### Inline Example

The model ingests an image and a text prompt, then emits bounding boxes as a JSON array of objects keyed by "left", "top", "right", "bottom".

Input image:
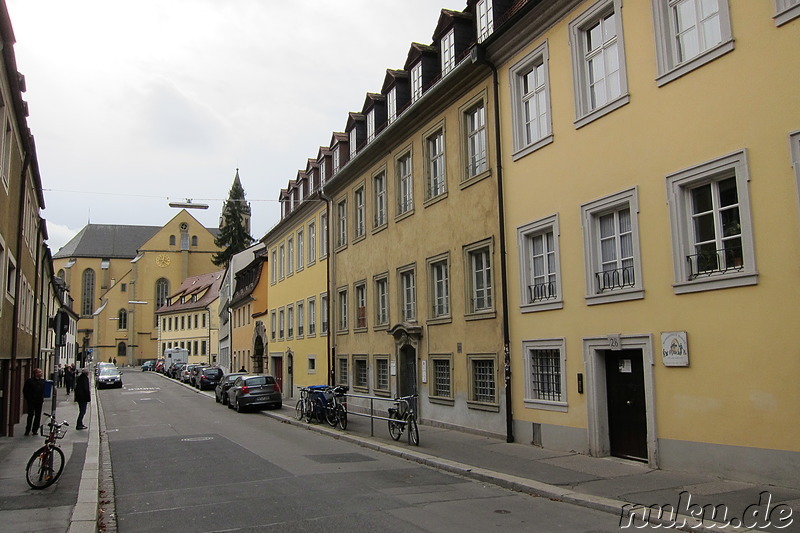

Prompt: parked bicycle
[
  {"left": 26, "top": 412, "right": 69, "bottom": 489},
  {"left": 388, "top": 395, "right": 419, "bottom": 445},
  {"left": 324, "top": 385, "right": 348, "bottom": 430},
  {"left": 295, "top": 386, "right": 314, "bottom": 422}
]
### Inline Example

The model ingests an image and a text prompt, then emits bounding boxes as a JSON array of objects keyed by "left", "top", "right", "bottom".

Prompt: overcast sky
[{"left": 6, "top": 0, "right": 461, "bottom": 253}]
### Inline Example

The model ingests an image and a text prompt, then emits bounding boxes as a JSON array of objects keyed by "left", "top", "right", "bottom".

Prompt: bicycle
[
  {"left": 324, "top": 385, "right": 349, "bottom": 430},
  {"left": 295, "top": 387, "right": 314, "bottom": 422},
  {"left": 26, "top": 412, "right": 69, "bottom": 489},
  {"left": 387, "top": 395, "right": 419, "bottom": 445}
]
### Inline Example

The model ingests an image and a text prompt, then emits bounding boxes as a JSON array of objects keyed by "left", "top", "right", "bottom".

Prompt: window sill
[
  {"left": 524, "top": 399, "right": 568, "bottom": 412},
  {"left": 373, "top": 324, "right": 389, "bottom": 332},
  {"left": 512, "top": 134, "right": 554, "bottom": 162},
  {"left": 353, "top": 326, "right": 368, "bottom": 334},
  {"left": 372, "top": 222, "right": 388, "bottom": 236},
  {"left": 460, "top": 168, "right": 492, "bottom": 190},
  {"left": 295, "top": 266, "right": 304, "bottom": 274},
  {"left": 394, "top": 209, "right": 415, "bottom": 223},
  {"left": 373, "top": 390, "right": 391, "bottom": 398},
  {"left": 656, "top": 40, "right": 734, "bottom": 87},
  {"left": 585, "top": 287, "right": 644, "bottom": 306},
  {"left": 352, "top": 234, "right": 366, "bottom": 245},
  {"left": 574, "top": 94, "right": 629, "bottom": 130},
  {"left": 423, "top": 191, "right": 448, "bottom": 208},
  {"left": 673, "top": 271, "right": 758, "bottom": 295},
  {"left": 775, "top": 4, "right": 800, "bottom": 26},
  {"left": 334, "top": 243, "right": 348, "bottom": 254},
  {"left": 465, "top": 310, "right": 496, "bottom": 321},
  {"left": 467, "top": 400, "right": 500, "bottom": 413},
  {"left": 306, "top": 333, "right": 316, "bottom": 338},
  {"left": 307, "top": 259, "right": 316, "bottom": 268},
  {"left": 429, "top": 396, "right": 454, "bottom": 406},
  {"left": 335, "top": 330, "right": 349, "bottom": 336},
  {"left": 426, "top": 316, "right": 452, "bottom": 326},
  {"left": 352, "top": 386, "right": 369, "bottom": 394},
  {"left": 520, "top": 300, "right": 563, "bottom": 313}
]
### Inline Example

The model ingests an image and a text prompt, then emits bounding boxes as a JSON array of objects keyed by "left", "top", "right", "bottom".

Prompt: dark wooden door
[
  {"left": 273, "top": 357, "right": 283, "bottom": 396},
  {"left": 605, "top": 350, "right": 647, "bottom": 461}
]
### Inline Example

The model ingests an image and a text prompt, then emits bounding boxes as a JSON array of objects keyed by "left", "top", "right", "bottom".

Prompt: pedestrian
[
  {"left": 74, "top": 368, "right": 90, "bottom": 430},
  {"left": 23, "top": 368, "right": 45, "bottom": 436},
  {"left": 239, "top": 366, "right": 247, "bottom": 373},
  {"left": 57, "top": 364, "right": 64, "bottom": 387},
  {"left": 64, "top": 365, "right": 75, "bottom": 395}
]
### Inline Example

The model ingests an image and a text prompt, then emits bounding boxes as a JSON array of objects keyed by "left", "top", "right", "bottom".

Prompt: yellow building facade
[
  {"left": 229, "top": 247, "right": 269, "bottom": 375},
  {"left": 490, "top": 0, "right": 800, "bottom": 486}
]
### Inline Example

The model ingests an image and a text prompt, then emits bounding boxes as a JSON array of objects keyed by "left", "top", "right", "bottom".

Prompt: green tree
[{"left": 213, "top": 170, "right": 253, "bottom": 266}]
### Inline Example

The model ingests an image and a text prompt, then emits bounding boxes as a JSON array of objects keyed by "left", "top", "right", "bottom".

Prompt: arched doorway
[
  {"left": 253, "top": 337, "right": 265, "bottom": 374},
  {"left": 398, "top": 344, "right": 417, "bottom": 397}
]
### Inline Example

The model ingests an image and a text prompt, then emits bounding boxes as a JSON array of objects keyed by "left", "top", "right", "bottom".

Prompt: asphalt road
[{"left": 100, "top": 370, "right": 622, "bottom": 532}]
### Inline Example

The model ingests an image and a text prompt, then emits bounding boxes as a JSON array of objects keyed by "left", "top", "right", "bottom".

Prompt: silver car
[
  {"left": 96, "top": 367, "right": 123, "bottom": 388},
  {"left": 226, "top": 375, "right": 281, "bottom": 412}
]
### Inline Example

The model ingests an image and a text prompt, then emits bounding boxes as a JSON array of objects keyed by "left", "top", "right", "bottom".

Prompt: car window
[
  {"left": 246, "top": 376, "right": 268, "bottom": 386},
  {"left": 99, "top": 369, "right": 118, "bottom": 376}
]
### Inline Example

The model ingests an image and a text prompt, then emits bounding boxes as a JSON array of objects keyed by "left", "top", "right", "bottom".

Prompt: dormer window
[
  {"left": 321, "top": 159, "right": 327, "bottom": 183},
  {"left": 349, "top": 129, "right": 357, "bottom": 159},
  {"left": 367, "top": 110, "right": 375, "bottom": 143},
  {"left": 387, "top": 88, "right": 397, "bottom": 124},
  {"left": 411, "top": 63, "right": 423, "bottom": 102},
  {"left": 333, "top": 147, "right": 341, "bottom": 174},
  {"left": 441, "top": 29, "right": 455, "bottom": 75},
  {"left": 477, "top": 0, "right": 494, "bottom": 43}
]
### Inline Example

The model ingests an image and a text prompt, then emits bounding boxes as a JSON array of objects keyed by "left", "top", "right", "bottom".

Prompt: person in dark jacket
[
  {"left": 23, "top": 368, "right": 45, "bottom": 436},
  {"left": 64, "top": 365, "right": 75, "bottom": 395},
  {"left": 74, "top": 368, "right": 91, "bottom": 430}
]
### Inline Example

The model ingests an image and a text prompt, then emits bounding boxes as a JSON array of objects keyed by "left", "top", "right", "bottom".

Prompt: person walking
[
  {"left": 64, "top": 365, "right": 75, "bottom": 395},
  {"left": 23, "top": 368, "right": 45, "bottom": 436},
  {"left": 57, "top": 365, "right": 64, "bottom": 387},
  {"left": 74, "top": 368, "right": 90, "bottom": 430}
]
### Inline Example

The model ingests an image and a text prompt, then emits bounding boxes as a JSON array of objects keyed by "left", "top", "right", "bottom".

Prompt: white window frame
[
  {"left": 308, "top": 221, "right": 316, "bottom": 266},
  {"left": 320, "top": 212, "right": 328, "bottom": 259},
  {"left": 568, "top": 0, "right": 630, "bottom": 128},
  {"left": 651, "top": 0, "right": 734, "bottom": 86},
  {"left": 373, "top": 170, "right": 387, "bottom": 229},
  {"left": 367, "top": 109, "right": 376, "bottom": 143},
  {"left": 509, "top": 41, "right": 554, "bottom": 159},
  {"left": 462, "top": 100, "right": 488, "bottom": 181},
  {"left": 1, "top": 114, "right": 12, "bottom": 193},
  {"left": 425, "top": 125, "right": 447, "bottom": 202},
  {"left": 775, "top": 0, "right": 800, "bottom": 25},
  {"left": 321, "top": 292, "right": 329, "bottom": 335},
  {"left": 337, "top": 356, "right": 349, "bottom": 386},
  {"left": 374, "top": 274, "right": 389, "bottom": 328},
  {"left": 349, "top": 128, "right": 357, "bottom": 159},
  {"left": 427, "top": 253, "right": 451, "bottom": 322},
  {"left": 518, "top": 214, "right": 563, "bottom": 312},
  {"left": 0, "top": 235, "right": 6, "bottom": 312},
  {"left": 296, "top": 300, "right": 305, "bottom": 338},
  {"left": 464, "top": 240, "right": 494, "bottom": 317},
  {"left": 278, "top": 307, "right": 285, "bottom": 340},
  {"left": 476, "top": 0, "right": 494, "bottom": 43},
  {"left": 287, "top": 304, "right": 294, "bottom": 339},
  {"left": 411, "top": 63, "right": 423, "bottom": 103},
  {"left": 398, "top": 265, "right": 417, "bottom": 322},
  {"left": 336, "top": 198, "right": 348, "bottom": 249},
  {"left": 522, "top": 338, "right": 568, "bottom": 412},
  {"left": 580, "top": 187, "right": 644, "bottom": 304},
  {"left": 353, "top": 355, "right": 369, "bottom": 391},
  {"left": 297, "top": 229, "right": 304, "bottom": 271},
  {"left": 278, "top": 244, "right": 285, "bottom": 280},
  {"left": 441, "top": 28, "right": 456, "bottom": 76},
  {"left": 396, "top": 150, "right": 414, "bottom": 217},
  {"left": 333, "top": 148, "right": 340, "bottom": 174},
  {"left": 270, "top": 249, "right": 277, "bottom": 284},
  {"left": 374, "top": 355, "right": 390, "bottom": 392},
  {"left": 287, "top": 237, "right": 294, "bottom": 275},
  {"left": 270, "top": 310, "right": 277, "bottom": 341},
  {"left": 387, "top": 87, "right": 398, "bottom": 124},
  {"left": 320, "top": 159, "right": 327, "bottom": 184},
  {"left": 354, "top": 185, "right": 365, "bottom": 240},
  {"left": 337, "top": 287, "right": 348, "bottom": 332},
  {"left": 665, "top": 149, "right": 757, "bottom": 294},
  {"left": 354, "top": 281, "right": 367, "bottom": 330},
  {"left": 307, "top": 296, "right": 316, "bottom": 337}
]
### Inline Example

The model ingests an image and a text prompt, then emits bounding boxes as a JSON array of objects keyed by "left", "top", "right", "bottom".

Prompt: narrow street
[{"left": 100, "top": 370, "right": 621, "bottom": 532}]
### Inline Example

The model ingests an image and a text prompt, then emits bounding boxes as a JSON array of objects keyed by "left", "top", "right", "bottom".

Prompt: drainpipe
[
  {"left": 318, "top": 189, "right": 333, "bottom": 386},
  {"left": 473, "top": 47, "right": 514, "bottom": 443}
]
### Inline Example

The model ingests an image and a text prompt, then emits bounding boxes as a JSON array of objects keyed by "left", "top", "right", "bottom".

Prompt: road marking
[{"left": 181, "top": 436, "right": 214, "bottom": 442}]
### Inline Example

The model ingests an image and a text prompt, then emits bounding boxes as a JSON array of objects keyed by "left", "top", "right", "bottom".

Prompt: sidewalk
[{"left": 0, "top": 384, "right": 100, "bottom": 533}]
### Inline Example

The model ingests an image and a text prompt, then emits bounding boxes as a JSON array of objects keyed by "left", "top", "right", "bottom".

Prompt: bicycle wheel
[
  {"left": 325, "top": 403, "right": 338, "bottom": 427},
  {"left": 408, "top": 417, "right": 419, "bottom": 446},
  {"left": 388, "top": 412, "right": 403, "bottom": 441},
  {"left": 26, "top": 445, "right": 65, "bottom": 489},
  {"left": 295, "top": 399, "right": 305, "bottom": 421},
  {"left": 336, "top": 404, "right": 348, "bottom": 431}
]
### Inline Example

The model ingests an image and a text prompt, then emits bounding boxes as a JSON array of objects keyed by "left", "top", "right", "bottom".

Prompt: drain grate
[{"left": 305, "top": 453, "right": 376, "bottom": 464}]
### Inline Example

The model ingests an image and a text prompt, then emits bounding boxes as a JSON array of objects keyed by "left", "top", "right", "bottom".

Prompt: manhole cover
[
  {"left": 181, "top": 436, "right": 214, "bottom": 442},
  {"left": 305, "top": 453, "right": 376, "bottom": 464},
  {"left": 494, "top": 510, "right": 511, "bottom": 514}
]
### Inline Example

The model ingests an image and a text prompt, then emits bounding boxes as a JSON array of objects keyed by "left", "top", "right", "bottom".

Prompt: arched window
[
  {"left": 155, "top": 278, "right": 170, "bottom": 308},
  {"left": 169, "top": 235, "right": 176, "bottom": 246},
  {"left": 81, "top": 268, "right": 95, "bottom": 316},
  {"left": 117, "top": 342, "right": 127, "bottom": 357},
  {"left": 118, "top": 309, "right": 128, "bottom": 329},
  {"left": 191, "top": 235, "right": 198, "bottom": 246}
]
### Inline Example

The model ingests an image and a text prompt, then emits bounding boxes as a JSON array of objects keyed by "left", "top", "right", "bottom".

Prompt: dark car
[
  {"left": 197, "top": 367, "right": 223, "bottom": 391},
  {"left": 141, "top": 360, "right": 155, "bottom": 371},
  {"left": 191, "top": 365, "right": 210, "bottom": 388},
  {"left": 169, "top": 362, "right": 186, "bottom": 379},
  {"left": 226, "top": 375, "right": 281, "bottom": 412},
  {"left": 215, "top": 372, "right": 246, "bottom": 405},
  {"left": 96, "top": 367, "right": 123, "bottom": 388},
  {"left": 182, "top": 364, "right": 202, "bottom": 384}
]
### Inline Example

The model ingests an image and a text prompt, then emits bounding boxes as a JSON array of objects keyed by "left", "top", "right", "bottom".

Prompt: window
[
  {"left": 202, "top": 340, "right": 207, "bottom": 356},
  {"left": 354, "top": 186, "right": 365, "bottom": 239},
  {"left": 791, "top": 131, "right": 800, "bottom": 214},
  {"left": 426, "top": 128, "right": 446, "bottom": 200},
  {"left": 297, "top": 229, "right": 304, "bottom": 270},
  {"left": 271, "top": 249, "right": 277, "bottom": 283},
  {"left": 581, "top": 188, "right": 643, "bottom": 304},
  {"left": 367, "top": 110, "right": 375, "bottom": 143},
  {"left": 191, "top": 236, "right": 198, "bottom": 246},
  {"left": 321, "top": 293, "right": 329, "bottom": 334},
  {"left": 397, "top": 152, "right": 413, "bottom": 215},
  {"left": 430, "top": 355, "right": 453, "bottom": 399},
  {"left": 169, "top": 235, "right": 176, "bottom": 246},
  {"left": 202, "top": 313, "right": 206, "bottom": 328},
  {"left": 428, "top": 254, "right": 450, "bottom": 320},
  {"left": 0, "top": 239, "right": 5, "bottom": 311},
  {"left": 308, "top": 356, "right": 316, "bottom": 373},
  {"left": 665, "top": 150, "right": 757, "bottom": 294},
  {"left": 523, "top": 339, "right": 567, "bottom": 411},
  {"left": 278, "top": 308, "right": 285, "bottom": 339},
  {"left": 354, "top": 356, "right": 368, "bottom": 389},
  {"left": 775, "top": 0, "right": 800, "bottom": 25},
  {"left": 279, "top": 244, "right": 285, "bottom": 279},
  {"left": 320, "top": 212, "right": 328, "bottom": 258},
  {"left": 510, "top": 42, "right": 553, "bottom": 158},
  {"left": 373, "top": 171, "right": 387, "bottom": 228},
  {"left": 297, "top": 301, "right": 304, "bottom": 337},
  {"left": 374, "top": 356, "right": 389, "bottom": 392},
  {"left": 349, "top": 128, "right": 357, "bottom": 159},
  {"left": 333, "top": 147, "right": 341, "bottom": 174},
  {"left": 469, "top": 355, "right": 497, "bottom": 405},
  {"left": 337, "top": 287, "right": 348, "bottom": 331},
  {"left": 336, "top": 199, "right": 348, "bottom": 248},
  {"left": 117, "top": 342, "right": 127, "bottom": 358},
  {"left": 270, "top": 311, "right": 277, "bottom": 341},
  {"left": 308, "top": 297, "right": 316, "bottom": 336},
  {"left": 81, "top": 269, "right": 95, "bottom": 316},
  {"left": 464, "top": 102, "right": 487, "bottom": 179},
  {"left": 569, "top": 0, "right": 629, "bottom": 127},
  {"left": 651, "top": 0, "right": 733, "bottom": 85},
  {"left": 354, "top": 282, "right": 367, "bottom": 329},
  {"left": 411, "top": 63, "right": 423, "bottom": 102},
  {"left": 374, "top": 275, "right": 389, "bottom": 327},
  {"left": 441, "top": 29, "right": 455, "bottom": 76},
  {"left": 465, "top": 242, "right": 493, "bottom": 314},
  {"left": 287, "top": 305, "right": 294, "bottom": 338},
  {"left": 518, "top": 214, "right": 563, "bottom": 311},
  {"left": 308, "top": 221, "right": 316, "bottom": 264},
  {"left": 1, "top": 114, "right": 12, "bottom": 191},
  {"left": 387, "top": 87, "right": 397, "bottom": 124},
  {"left": 320, "top": 160, "right": 327, "bottom": 184},
  {"left": 337, "top": 357, "right": 349, "bottom": 385},
  {"left": 399, "top": 267, "right": 416, "bottom": 322},
  {"left": 287, "top": 237, "right": 294, "bottom": 275},
  {"left": 476, "top": 0, "right": 494, "bottom": 42},
  {"left": 118, "top": 309, "right": 127, "bottom": 329}
]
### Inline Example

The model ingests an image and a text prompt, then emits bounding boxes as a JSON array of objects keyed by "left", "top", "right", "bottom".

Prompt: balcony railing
[
  {"left": 529, "top": 281, "right": 557, "bottom": 303},
  {"left": 595, "top": 266, "right": 635, "bottom": 292},
  {"left": 687, "top": 246, "right": 743, "bottom": 279}
]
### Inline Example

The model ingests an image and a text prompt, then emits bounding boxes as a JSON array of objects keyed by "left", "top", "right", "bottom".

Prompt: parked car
[
  {"left": 169, "top": 362, "right": 186, "bottom": 379},
  {"left": 96, "top": 367, "right": 123, "bottom": 388},
  {"left": 215, "top": 372, "right": 246, "bottom": 404},
  {"left": 190, "top": 364, "right": 210, "bottom": 388},
  {"left": 197, "top": 367, "right": 223, "bottom": 390},
  {"left": 95, "top": 362, "right": 115, "bottom": 376},
  {"left": 141, "top": 360, "right": 155, "bottom": 371},
  {"left": 155, "top": 359, "right": 165, "bottom": 373},
  {"left": 226, "top": 375, "right": 281, "bottom": 412},
  {"left": 182, "top": 364, "right": 203, "bottom": 383}
]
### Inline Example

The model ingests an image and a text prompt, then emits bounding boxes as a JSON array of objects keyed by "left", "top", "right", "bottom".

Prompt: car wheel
[
  {"left": 227, "top": 396, "right": 234, "bottom": 409},
  {"left": 235, "top": 399, "right": 243, "bottom": 413}
]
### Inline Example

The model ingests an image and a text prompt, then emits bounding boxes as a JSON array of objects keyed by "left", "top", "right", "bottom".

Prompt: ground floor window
[{"left": 469, "top": 355, "right": 497, "bottom": 405}]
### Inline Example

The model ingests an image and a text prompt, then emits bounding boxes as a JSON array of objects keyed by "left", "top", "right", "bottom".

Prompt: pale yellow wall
[
  {"left": 501, "top": 0, "right": 800, "bottom": 451},
  {"left": 158, "top": 305, "right": 216, "bottom": 365}
]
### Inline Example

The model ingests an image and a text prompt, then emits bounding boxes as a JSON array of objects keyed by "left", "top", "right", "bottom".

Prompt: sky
[{"left": 6, "top": 0, "right": 462, "bottom": 253}]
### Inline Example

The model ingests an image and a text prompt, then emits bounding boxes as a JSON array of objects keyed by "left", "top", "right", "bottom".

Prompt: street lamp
[{"left": 169, "top": 199, "right": 209, "bottom": 209}]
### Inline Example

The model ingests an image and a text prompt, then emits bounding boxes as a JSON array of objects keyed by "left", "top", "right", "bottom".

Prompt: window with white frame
[
  {"left": 287, "top": 237, "right": 294, "bottom": 275},
  {"left": 278, "top": 308, "right": 285, "bottom": 339},
  {"left": 333, "top": 148, "right": 341, "bottom": 174},
  {"left": 465, "top": 241, "right": 493, "bottom": 314},
  {"left": 297, "top": 301, "right": 304, "bottom": 337},
  {"left": 411, "top": 63, "right": 423, "bottom": 102},
  {"left": 337, "top": 287, "right": 348, "bottom": 331},
  {"left": 367, "top": 110, "right": 375, "bottom": 143},
  {"left": 1, "top": 114, "right": 12, "bottom": 191},
  {"left": 374, "top": 275, "right": 389, "bottom": 327},
  {"left": 320, "top": 159, "right": 327, "bottom": 184},
  {"left": 581, "top": 188, "right": 643, "bottom": 304},
  {"left": 523, "top": 339, "right": 567, "bottom": 411},
  {"left": 308, "top": 355, "right": 316, "bottom": 373},
  {"left": 287, "top": 304, "right": 294, "bottom": 338},
  {"left": 476, "top": 0, "right": 494, "bottom": 43},
  {"left": 430, "top": 356, "right": 452, "bottom": 399},
  {"left": 308, "top": 297, "right": 316, "bottom": 336},
  {"left": 397, "top": 152, "right": 414, "bottom": 215},
  {"left": 297, "top": 229, "right": 304, "bottom": 270},
  {"left": 387, "top": 87, "right": 397, "bottom": 124},
  {"left": 399, "top": 266, "right": 416, "bottom": 322},
  {"left": 651, "top": 0, "right": 733, "bottom": 85},
  {"left": 308, "top": 221, "right": 316, "bottom": 264},
  {"left": 464, "top": 102, "right": 487, "bottom": 179},
  {"left": 271, "top": 249, "right": 277, "bottom": 283},
  {"left": 441, "top": 29, "right": 455, "bottom": 76},
  {"left": 373, "top": 171, "right": 387, "bottom": 228},
  {"left": 354, "top": 356, "right": 368, "bottom": 389},
  {"left": 278, "top": 244, "right": 285, "bottom": 279},
  {"left": 469, "top": 355, "right": 497, "bottom": 405},
  {"left": 320, "top": 212, "right": 328, "bottom": 258},
  {"left": 665, "top": 150, "right": 757, "bottom": 294},
  {"left": 349, "top": 128, "right": 357, "bottom": 159},
  {"left": 428, "top": 254, "right": 450, "bottom": 319},
  {"left": 321, "top": 293, "right": 329, "bottom": 334},
  {"left": 270, "top": 310, "right": 276, "bottom": 341},
  {"left": 354, "top": 282, "right": 367, "bottom": 329},
  {"left": 374, "top": 356, "right": 390, "bottom": 392},
  {"left": 337, "top": 356, "right": 349, "bottom": 385},
  {"left": 118, "top": 309, "right": 127, "bottom": 330},
  {"left": 569, "top": 0, "right": 629, "bottom": 127},
  {"left": 518, "top": 214, "right": 563, "bottom": 311},
  {"left": 510, "top": 42, "right": 553, "bottom": 158},
  {"left": 336, "top": 199, "right": 347, "bottom": 248},
  {"left": 426, "top": 128, "right": 446, "bottom": 200},
  {"left": 354, "top": 186, "right": 365, "bottom": 239},
  {"left": 775, "top": 0, "right": 800, "bottom": 25}
]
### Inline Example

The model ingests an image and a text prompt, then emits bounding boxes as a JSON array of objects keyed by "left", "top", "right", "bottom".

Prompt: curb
[{"left": 68, "top": 379, "right": 100, "bottom": 533}]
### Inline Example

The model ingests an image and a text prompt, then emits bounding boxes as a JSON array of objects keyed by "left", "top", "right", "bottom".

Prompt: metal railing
[
  {"left": 687, "top": 246, "right": 744, "bottom": 279},
  {"left": 595, "top": 266, "right": 636, "bottom": 292},
  {"left": 344, "top": 392, "right": 416, "bottom": 440}
]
